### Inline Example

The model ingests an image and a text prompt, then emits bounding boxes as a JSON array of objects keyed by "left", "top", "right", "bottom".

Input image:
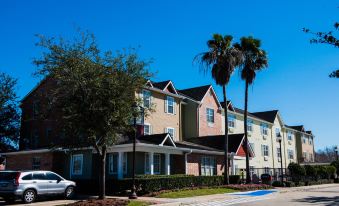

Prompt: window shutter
[
  {"left": 261, "top": 145, "right": 264, "bottom": 157},
  {"left": 150, "top": 125, "right": 153, "bottom": 135},
  {"left": 173, "top": 128, "right": 176, "bottom": 140},
  {"left": 174, "top": 99, "right": 176, "bottom": 114},
  {"left": 165, "top": 97, "right": 168, "bottom": 113}
]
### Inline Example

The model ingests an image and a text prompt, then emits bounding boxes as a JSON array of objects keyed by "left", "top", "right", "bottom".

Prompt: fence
[{"left": 235, "top": 167, "right": 290, "bottom": 183}]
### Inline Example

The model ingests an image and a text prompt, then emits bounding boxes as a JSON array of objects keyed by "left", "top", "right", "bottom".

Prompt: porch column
[
  {"left": 150, "top": 152, "right": 154, "bottom": 175},
  {"left": 117, "top": 152, "right": 123, "bottom": 179},
  {"left": 165, "top": 153, "right": 170, "bottom": 175}
]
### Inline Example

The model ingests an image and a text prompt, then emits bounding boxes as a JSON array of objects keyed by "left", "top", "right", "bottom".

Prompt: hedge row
[
  {"left": 288, "top": 163, "right": 337, "bottom": 181},
  {"left": 75, "top": 175, "right": 240, "bottom": 195}
]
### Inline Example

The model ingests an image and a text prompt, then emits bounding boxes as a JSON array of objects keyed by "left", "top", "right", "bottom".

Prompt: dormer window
[{"left": 228, "top": 115, "right": 236, "bottom": 128}]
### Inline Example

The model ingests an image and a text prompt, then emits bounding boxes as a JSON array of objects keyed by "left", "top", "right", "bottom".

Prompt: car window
[
  {"left": 22, "top": 173, "right": 32, "bottom": 180},
  {"left": 0, "top": 172, "right": 19, "bottom": 180},
  {"left": 46, "top": 172, "right": 61, "bottom": 180},
  {"left": 32, "top": 173, "right": 46, "bottom": 180}
]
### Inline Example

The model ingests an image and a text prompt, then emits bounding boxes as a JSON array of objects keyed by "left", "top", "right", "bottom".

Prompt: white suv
[{"left": 0, "top": 170, "right": 76, "bottom": 203}]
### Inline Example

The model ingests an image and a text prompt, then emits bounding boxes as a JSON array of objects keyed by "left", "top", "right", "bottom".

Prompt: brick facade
[{"left": 186, "top": 153, "right": 225, "bottom": 176}]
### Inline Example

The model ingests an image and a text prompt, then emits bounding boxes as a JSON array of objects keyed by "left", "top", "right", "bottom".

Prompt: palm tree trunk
[
  {"left": 99, "top": 145, "right": 107, "bottom": 199},
  {"left": 244, "top": 80, "right": 251, "bottom": 184},
  {"left": 222, "top": 85, "right": 229, "bottom": 185}
]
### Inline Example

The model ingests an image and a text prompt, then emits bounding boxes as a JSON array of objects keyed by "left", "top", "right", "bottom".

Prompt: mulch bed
[{"left": 67, "top": 198, "right": 129, "bottom": 206}]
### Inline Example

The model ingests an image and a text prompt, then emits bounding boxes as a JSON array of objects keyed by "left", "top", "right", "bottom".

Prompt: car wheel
[
  {"left": 65, "top": 186, "right": 75, "bottom": 199},
  {"left": 23, "top": 189, "right": 36, "bottom": 204}
]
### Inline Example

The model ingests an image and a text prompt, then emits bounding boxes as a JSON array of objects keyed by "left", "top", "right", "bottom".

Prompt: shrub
[
  {"left": 331, "top": 161, "right": 339, "bottom": 176},
  {"left": 229, "top": 175, "right": 241, "bottom": 184},
  {"left": 288, "top": 163, "right": 306, "bottom": 182},
  {"left": 304, "top": 165, "right": 317, "bottom": 180},
  {"left": 326, "top": 166, "right": 337, "bottom": 179},
  {"left": 284, "top": 181, "right": 295, "bottom": 187},
  {"left": 272, "top": 181, "right": 284, "bottom": 187},
  {"left": 111, "top": 175, "right": 225, "bottom": 195},
  {"left": 314, "top": 165, "right": 328, "bottom": 180}
]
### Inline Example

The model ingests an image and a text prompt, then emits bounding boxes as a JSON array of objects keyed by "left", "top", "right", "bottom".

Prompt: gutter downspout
[{"left": 185, "top": 150, "right": 193, "bottom": 175}]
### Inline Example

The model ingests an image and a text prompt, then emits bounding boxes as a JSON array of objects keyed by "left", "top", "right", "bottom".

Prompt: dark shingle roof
[
  {"left": 286, "top": 125, "right": 304, "bottom": 132},
  {"left": 184, "top": 134, "right": 244, "bottom": 153},
  {"left": 175, "top": 141, "right": 223, "bottom": 152},
  {"left": 233, "top": 107, "right": 263, "bottom": 120},
  {"left": 152, "top": 80, "right": 171, "bottom": 90},
  {"left": 251, "top": 110, "right": 279, "bottom": 123},
  {"left": 178, "top": 85, "right": 211, "bottom": 101}
]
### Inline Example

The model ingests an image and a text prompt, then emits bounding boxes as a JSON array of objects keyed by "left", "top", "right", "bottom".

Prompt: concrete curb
[{"left": 276, "top": 183, "right": 339, "bottom": 193}]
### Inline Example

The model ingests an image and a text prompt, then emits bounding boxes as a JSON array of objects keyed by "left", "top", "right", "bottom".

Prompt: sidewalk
[{"left": 276, "top": 183, "right": 339, "bottom": 193}]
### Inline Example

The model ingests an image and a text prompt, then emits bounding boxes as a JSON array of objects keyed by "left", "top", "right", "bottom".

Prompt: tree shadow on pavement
[{"left": 295, "top": 196, "right": 339, "bottom": 206}]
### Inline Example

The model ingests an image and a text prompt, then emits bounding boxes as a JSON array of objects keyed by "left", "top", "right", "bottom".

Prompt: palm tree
[
  {"left": 195, "top": 34, "right": 242, "bottom": 184},
  {"left": 234, "top": 36, "right": 268, "bottom": 184}
]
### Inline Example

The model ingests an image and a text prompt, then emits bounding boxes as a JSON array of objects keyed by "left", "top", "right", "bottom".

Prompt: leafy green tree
[
  {"left": 304, "top": 22, "right": 339, "bottom": 78},
  {"left": 325, "top": 165, "right": 336, "bottom": 179},
  {"left": 288, "top": 163, "right": 306, "bottom": 182},
  {"left": 33, "top": 31, "right": 151, "bottom": 199},
  {"left": 195, "top": 34, "right": 242, "bottom": 184},
  {"left": 234, "top": 37, "right": 268, "bottom": 184},
  {"left": 304, "top": 165, "right": 317, "bottom": 180},
  {"left": 0, "top": 72, "right": 20, "bottom": 151}
]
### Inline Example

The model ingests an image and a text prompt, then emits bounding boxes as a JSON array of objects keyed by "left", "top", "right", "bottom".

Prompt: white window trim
[
  {"left": 206, "top": 107, "right": 215, "bottom": 124},
  {"left": 71, "top": 154, "right": 83, "bottom": 175},
  {"left": 144, "top": 123, "right": 152, "bottom": 135},
  {"left": 165, "top": 96, "right": 175, "bottom": 115},
  {"left": 228, "top": 115, "right": 236, "bottom": 128},
  {"left": 165, "top": 127, "right": 175, "bottom": 139},
  {"left": 142, "top": 90, "right": 152, "bottom": 108},
  {"left": 144, "top": 153, "right": 150, "bottom": 174},
  {"left": 261, "top": 145, "right": 269, "bottom": 157}
]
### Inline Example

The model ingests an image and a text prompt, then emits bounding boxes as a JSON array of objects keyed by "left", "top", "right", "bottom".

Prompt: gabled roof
[
  {"left": 251, "top": 110, "right": 279, "bottom": 123},
  {"left": 220, "top": 101, "right": 234, "bottom": 111},
  {"left": 178, "top": 85, "right": 211, "bottom": 102},
  {"left": 285, "top": 125, "right": 304, "bottom": 132},
  {"left": 184, "top": 134, "right": 254, "bottom": 157},
  {"left": 233, "top": 107, "right": 263, "bottom": 120},
  {"left": 151, "top": 80, "right": 171, "bottom": 90}
]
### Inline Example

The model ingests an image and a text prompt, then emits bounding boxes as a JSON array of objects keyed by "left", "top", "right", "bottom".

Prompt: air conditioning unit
[
  {"left": 228, "top": 128, "right": 234, "bottom": 133},
  {"left": 263, "top": 135, "right": 267, "bottom": 140},
  {"left": 264, "top": 156, "right": 268, "bottom": 161},
  {"left": 278, "top": 158, "right": 281, "bottom": 162},
  {"left": 248, "top": 132, "right": 252, "bottom": 137},
  {"left": 288, "top": 141, "right": 292, "bottom": 145}
]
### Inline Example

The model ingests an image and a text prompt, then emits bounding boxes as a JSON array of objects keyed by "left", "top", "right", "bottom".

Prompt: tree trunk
[
  {"left": 222, "top": 85, "right": 229, "bottom": 185},
  {"left": 99, "top": 145, "right": 107, "bottom": 199},
  {"left": 244, "top": 80, "right": 251, "bottom": 184}
]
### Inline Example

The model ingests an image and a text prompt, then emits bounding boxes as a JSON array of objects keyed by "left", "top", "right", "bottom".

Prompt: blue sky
[{"left": 1, "top": 0, "right": 338, "bottom": 149}]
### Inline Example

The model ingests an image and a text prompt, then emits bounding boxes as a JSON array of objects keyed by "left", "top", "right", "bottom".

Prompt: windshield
[{"left": 0, "top": 172, "right": 19, "bottom": 181}]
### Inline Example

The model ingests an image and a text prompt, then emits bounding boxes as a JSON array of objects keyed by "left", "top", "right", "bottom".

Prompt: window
[
  {"left": 145, "top": 153, "right": 150, "bottom": 174},
  {"left": 261, "top": 145, "right": 269, "bottom": 157},
  {"left": 247, "top": 119, "right": 253, "bottom": 132},
  {"left": 309, "top": 137, "right": 313, "bottom": 145},
  {"left": 303, "top": 152, "right": 307, "bottom": 159},
  {"left": 275, "top": 128, "right": 281, "bottom": 137},
  {"left": 22, "top": 173, "right": 32, "bottom": 180},
  {"left": 31, "top": 130, "right": 39, "bottom": 149},
  {"left": 143, "top": 90, "right": 151, "bottom": 108},
  {"left": 33, "top": 172, "right": 46, "bottom": 180},
  {"left": 228, "top": 115, "right": 236, "bottom": 128},
  {"left": 287, "top": 131, "right": 293, "bottom": 141},
  {"left": 201, "top": 156, "right": 216, "bottom": 176},
  {"left": 303, "top": 135, "right": 307, "bottom": 144},
  {"left": 166, "top": 96, "right": 175, "bottom": 114},
  {"left": 108, "top": 153, "right": 118, "bottom": 174},
  {"left": 309, "top": 153, "right": 314, "bottom": 162},
  {"left": 153, "top": 154, "right": 161, "bottom": 174},
  {"left": 32, "top": 157, "right": 41, "bottom": 170},
  {"left": 166, "top": 127, "right": 175, "bottom": 138},
  {"left": 249, "top": 143, "right": 255, "bottom": 154},
  {"left": 46, "top": 128, "right": 52, "bottom": 140},
  {"left": 46, "top": 172, "right": 61, "bottom": 181},
  {"left": 288, "top": 149, "right": 294, "bottom": 160},
  {"left": 277, "top": 147, "right": 281, "bottom": 158},
  {"left": 144, "top": 124, "right": 152, "bottom": 135},
  {"left": 123, "top": 153, "right": 128, "bottom": 175},
  {"left": 71, "top": 154, "right": 83, "bottom": 175},
  {"left": 32, "top": 101, "right": 39, "bottom": 119},
  {"left": 206, "top": 108, "right": 214, "bottom": 123},
  {"left": 261, "top": 123, "right": 268, "bottom": 136}
]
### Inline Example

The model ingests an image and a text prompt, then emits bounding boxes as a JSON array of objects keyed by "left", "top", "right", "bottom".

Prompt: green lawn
[
  {"left": 155, "top": 188, "right": 237, "bottom": 198},
  {"left": 127, "top": 200, "right": 152, "bottom": 206}
]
